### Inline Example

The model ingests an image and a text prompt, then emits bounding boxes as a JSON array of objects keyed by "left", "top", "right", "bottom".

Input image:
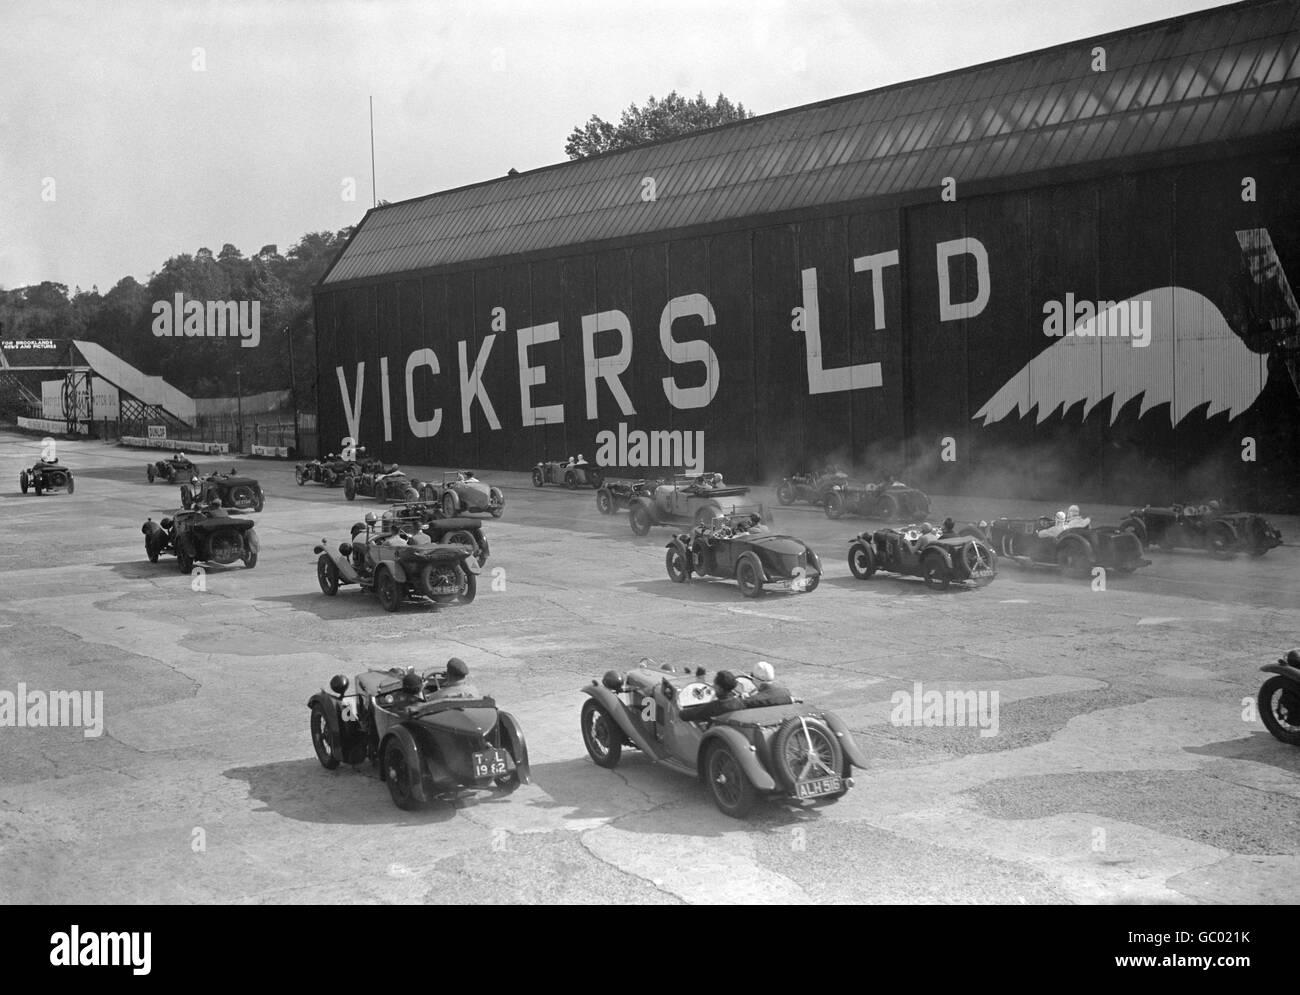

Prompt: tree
[{"left": 565, "top": 91, "right": 754, "bottom": 159}]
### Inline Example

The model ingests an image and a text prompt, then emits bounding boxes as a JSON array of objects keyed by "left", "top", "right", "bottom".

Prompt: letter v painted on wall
[
  {"left": 337, "top": 363, "right": 365, "bottom": 442},
  {"left": 795, "top": 268, "right": 882, "bottom": 394}
]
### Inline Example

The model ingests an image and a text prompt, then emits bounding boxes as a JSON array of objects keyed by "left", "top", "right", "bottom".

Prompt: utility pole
[
  {"left": 370, "top": 95, "right": 377, "bottom": 208},
  {"left": 235, "top": 366, "right": 244, "bottom": 454},
  {"left": 285, "top": 324, "right": 299, "bottom": 456}
]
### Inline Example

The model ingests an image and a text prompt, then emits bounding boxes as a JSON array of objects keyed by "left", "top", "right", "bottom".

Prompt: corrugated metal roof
[{"left": 322, "top": 0, "right": 1300, "bottom": 286}]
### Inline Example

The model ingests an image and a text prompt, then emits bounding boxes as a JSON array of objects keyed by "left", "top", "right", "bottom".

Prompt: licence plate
[
  {"left": 429, "top": 584, "right": 460, "bottom": 595},
  {"left": 795, "top": 776, "right": 842, "bottom": 798},
  {"left": 473, "top": 749, "right": 509, "bottom": 779}
]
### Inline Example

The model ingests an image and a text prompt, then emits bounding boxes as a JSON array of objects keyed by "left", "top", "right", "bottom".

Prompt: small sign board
[{"left": 147, "top": 424, "right": 167, "bottom": 440}]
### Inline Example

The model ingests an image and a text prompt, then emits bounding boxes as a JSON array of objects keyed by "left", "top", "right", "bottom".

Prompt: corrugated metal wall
[{"left": 316, "top": 147, "right": 1300, "bottom": 509}]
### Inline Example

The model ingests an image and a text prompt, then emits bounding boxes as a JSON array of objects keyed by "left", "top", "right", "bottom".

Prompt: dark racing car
[
  {"left": 595, "top": 476, "right": 660, "bottom": 515},
  {"left": 146, "top": 453, "right": 196, "bottom": 484},
  {"left": 1258, "top": 648, "right": 1300, "bottom": 747},
  {"left": 381, "top": 501, "right": 491, "bottom": 567},
  {"left": 308, "top": 662, "right": 530, "bottom": 810},
  {"left": 142, "top": 507, "right": 259, "bottom": 572},
  {"left": 343, "top": 466, "right": 434, "bottom": 503},
  {"left": 532, "top": 456, "right": 604, "bottom": 490},
  {"left": 433, "top": 470, "right": 505, "bottom": 519},
  {"left": 19, "top": 458, "right": 75, "bottom": 495},
  {"left": 775, "top": 466, "right": 848, "bottom": 507},
  {"left": 848, "top": 522, "right": 997, "bottom": 588},
  {"left": 966, "top": 508, "right": 1148, "bottom": 577},
  {"left": 823, "top": 476, "right": 931, "bottom": 521},
  {"left": 665, "top": 513, "right": 821, "bottom": 597},
  {"left": 182, "top": 470, "right": 265, "bottom": 512},
  {"left": 1120, "top": 502, "right": 1282, "bottom": 558},
  {"left": 579, "top": 659, "right": 868, "bottom": 818},
  {"left": 314, "top": 510, "right": 480, "bottom": 612}
]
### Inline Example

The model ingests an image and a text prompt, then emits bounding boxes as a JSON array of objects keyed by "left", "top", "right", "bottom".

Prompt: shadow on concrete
[
  {"left": 257, "top": 591, "right": 467, "bottom": 621},
  {"left": 619, "top": 578, "right": 818, "bottom": 603},
  {"left": 1186, "top": 731, "right": 1300, "bottom": 773},
  {"left": 223, "top": 757, "right": 460, "bottom": 826}
]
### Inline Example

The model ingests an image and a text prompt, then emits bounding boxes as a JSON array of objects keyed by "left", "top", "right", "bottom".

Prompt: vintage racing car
[
  {"left": 532, "top": 456, "right": 604, "bottom": 489},
  {"left": 308, "top": 664, "right": 530, "bottom": 809},
  {"left": 376, "top": 502, "right": 491, "bottom": 567},
  {"left": 1120, "top": 502, "right": 1283, "bottom": 557},
  {"left": 19, "top": 458, "right": 75, "bottom": 495},
  {"left": 595, "top": 476, "right": 659, "bottom": 515},
  {"left": 314, "top": 510, "right": 480, "bottom": 612},
  {"left": 628, "top": 472, "right": 766, "bottom": 536},
  {"left": 146, "top": 453, "right": 196, "bottom": 484},
  {"left": 142, "top": 507, "right": 259, "bottom": 572},
  {"left": 665, "top": 513, "right": 821, "bottom": 597},
  {"left": 432, "top": 470, "right": 505, "bottom": 518},
  {"left": 775, "top": 466, "right": 848, "bottom": 507},
  {"left": 965, "top": 510, "right": 1149, "bottom": 576},
  {"left": 824, "top": 476, "right": 931, "bottom": 520},
  {"left": 1258, "top": 648, "right": 1300, "bottom": 747},
  {"left": 579, "top": 659, "right": 868, "bottom": 818},
  {"left": 181, "top": 470, "right": 265, "bottom": 512},
  {"left": 848, "top": 523, "right": 997, "bottom": 588},
  {"left": 343, "top": 466, "right": 433, "bottom": 503}
]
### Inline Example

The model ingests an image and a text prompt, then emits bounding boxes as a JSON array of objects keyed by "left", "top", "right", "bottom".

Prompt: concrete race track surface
[{"left": 1, "top": 432, "right": 1297, "bottom": 904}]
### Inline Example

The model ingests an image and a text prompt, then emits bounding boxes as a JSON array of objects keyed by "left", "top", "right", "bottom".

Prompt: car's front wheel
[
  {"left": 666, "top": 544, "right": 692, "bottom": 583},
  {"left": 176, "top": 547, "right": 194, "bottom": 574},
  {"left": 66, "top": 475, "right": 74, "bottom": 494},
  {"left": 19, "top": 470, "right": 29, "bottom": 494},
  {"left": 180, "top": 485, "right": 193, "bottom": 509},
  {"left": 146, "top": 464, "right": 156, "bottom": 483},
  {"left": 596, "top": 490, "right": 613, "bottom": 515},
  {"left": 441, "top": 493, "right": 458, "bottom": 518},
  {"left": 776, "top": 482, "right": 794, "bottom": 506},
  {"left": 1056, "top": 539, "right": 1093, "bottom": 578},
  {"left": 580, "top": 698, "right": 622, "bottom": 769},
  {"left": 382, "top": 738, "right": 422, "bottom": 810},
  {"left": 629, "top": 504, "right": 652, "bottom": 536},
  {"left": 848, "top": 542, "right": 876, "bottom": 579},
  {"left": 920, "top": 550, "right": 950, "bottom": 589},
  {"left": 310, "top": 704, "right": 340, "bottom": 770},
  {"left": 343, "top": 475, "right": 356, "bottom": 501},
  {"left": 824, "top": 492, "right": 845, "bottom": 519},
  {"left": 531, "top": 467, "right": 544, "bottom": 487},
  {"left": 703, "top": 742, "right": 756, "bottom": 818},
  {"left": 294, "top": 467, "right": 306, "bottom": 486},
  {"left": 317, "top": 554, "right": 340, "bottom": 595},
  {"left": 375, "top": 567, "right": 401, "bottom": 612},
  {"left": 564, "top": 470, "right": 577, "bottom": 489},
  {"left": 1259, "top": 676, "right": 1300, "bottom": 746}
]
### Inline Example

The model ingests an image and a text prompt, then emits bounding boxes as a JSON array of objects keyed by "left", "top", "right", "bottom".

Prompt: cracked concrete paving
[{"left": 1, "top": 431, "right": 1298, "bottom": 904}]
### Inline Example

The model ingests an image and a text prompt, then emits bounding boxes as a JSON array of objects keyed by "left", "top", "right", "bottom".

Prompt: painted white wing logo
[{"left": 973, "top": 286, "right": 1267, "bottom": 428}]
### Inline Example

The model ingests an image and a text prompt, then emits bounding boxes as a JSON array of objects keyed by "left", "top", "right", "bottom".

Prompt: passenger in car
[
  {"left": 745, "top": 661, "right": 794, "bottom": 708},
  {"left": 679, "top": 670, "right": 745, "bottom": 722}
]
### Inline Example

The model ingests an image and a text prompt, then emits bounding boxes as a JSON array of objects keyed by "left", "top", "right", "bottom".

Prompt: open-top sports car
[
  {"left": 823, "top": 476, "right": 930, "bottom": 521},
  {"left": 848, "top": 523, "right": 996, "bottom": 588},
  {"left": 308, "top": 664, "right": 530, "bottom": 809},
  {"left": 628, "top": 473, "right": 765, "bottom": 536},
  {"left": 775, "top": 466, "right": 849, "bottom": 506},
  {"left": 966, "top": 512, "right": 1148, "bottom": 577},
  {"left": 19, "top": 458, "right": 74, "bottom": 495},
  {"left": 1121, "top": 502, "right": 1282, "bottom": 557},
  {"left": 433, "top": 470, "right": 505, "bottom": 518},
  {"left": 343, "top": 466, "right": 433, "bottom": 503},
  {"left": 314, "top": 510, "right": 480, "bottom": 612},
  {"left": 595, "top": 477, "right": 660, "bottom": 515},
  {"left": 146, "top": 453, "right": 196, "bottom": 484},
  {"left": 142, "top": 507, "right": 259, "bottom": 572},
  {"left": 532, "top": 457, "right": 604, "bottom": 489},
  {"left": 579, "top": 659, "right": 868, "bottom": 817},
  {"left": 665, "top": 513, "right": 821, "bottom": 597},
  {"left": 1258, "top": 648, "right": 1300, "bottom": 746},
  {"left": 181, "top": 470, "right": 265, "bottom": 512}
]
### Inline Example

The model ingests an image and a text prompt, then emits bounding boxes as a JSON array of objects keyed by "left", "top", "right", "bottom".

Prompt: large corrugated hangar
[{"left": 315, "top": 0, "right": 1299, "bottom": 508}]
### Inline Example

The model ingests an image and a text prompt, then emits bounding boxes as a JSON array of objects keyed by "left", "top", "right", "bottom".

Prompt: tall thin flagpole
[{"left": 369, "top": 95, "right": 377, "bottom": 207}]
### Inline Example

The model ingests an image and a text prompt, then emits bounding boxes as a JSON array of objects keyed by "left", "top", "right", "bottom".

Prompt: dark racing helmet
[{"left": 1287, "top": 649, "right": 1300, "bottom": 668}]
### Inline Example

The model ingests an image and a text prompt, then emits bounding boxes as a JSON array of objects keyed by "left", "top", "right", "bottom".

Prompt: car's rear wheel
[
  {"left": 848, "top": 542, "right": 876, "bottom": 579},
  {"left": 962, "top": 542, "right": 996, "bottom": 586},
  {"left": 771, "top": 716, "right": 843, "bottom": 794},
  {"left": 920, "top": 550, "right": 950, "bottom": 589},
  {"left": 252, "top": 489, "right": 264, "bottom": 513},
  {"left": 1119, "top": 517, "right": 1147, "bottom": 547},
  {"left": 243, "top": 551, "right": 257, "bottom": 569},
  {"left": 311, "top": 704, "right": 340, "bottom": 770},
  {"left": 382, "top": 738, "right": 422, "bottom": 810},
  {"left": 629, "top": 504, "right": 652, "bottom": 536},
  {"left": 1259, "top": 676, "right": 1300, "bottom": 746},
  {"left": 230, "top": 484, "right": 255, "bottom": 508},
  {"left": 1056, "top": 539, "right": 1093, "bottom": 578},
  {"left": 180, "top": 484, "right": 193, "bottom": 509},
  {"left": 824, "top": 492, "right": 845, "bottom": 519},
  {"left": 458, "top": 569, "right": 477, "bottom": 604},
  {"left": 1208, "top": 522, "right": 1236, "bottom": 558},
  {"left": 295, "top": 467, "right": 306, "bottom": 486},
  {"left": 317, "top": 554, "right": 339, "bottom": 595},
  {"left": 878, "top": 492, "right": 900, "bottom": 521},
  {"left": 375, "top": 567, "right": 401, "bottom": 612},
  {"left": 146, "top": 464, "right": 156, "bottom": 483},
  {"left": 776, "top": 482, "right": 794, "bottom": 506},
  {"left": 580, "top": 698, "right": 622, "bottom": 768},
  {"left": 736, "top": 555, "right": 764, "bottom": 598},
  {"left": 441, "top": 493, "right": 458, "bottom": 518},
  {"left": 565, "top": 470, "right": 577, "bottom": 489},
  {"left": 343, "top": 476, "right": 356, "bottom": 501},
  {"left": 704, "top": 742, "right": 756, "bottom": 819},
  {"left": 587, "top": 468, "right": 604, "bottom": 489},
  {"left": 177, "top": 548, "right": 194, "bottom": 574},
  {"left": 421, "top": 483, "right": 437, "bottom": 502},
  {"left": 66, "top": 475, "right": 74, "bottom": 494},
  {"left": 19, "top": 470, "right": 29, "bottom": 494},
  {"left": 666, "top": 544, "right": 692, "bottom": 583},
  {"left": 144, "top": 534, "right": 159, "bottom": 563},
  {"left": 531, "top": 467, "right": 544, "bottom": 487},
  {"left": 489, "top": 488, "right": 504, "bottom": 518},
  {"left": 596, "top": 490, "right": 613, "bottom": 515}
]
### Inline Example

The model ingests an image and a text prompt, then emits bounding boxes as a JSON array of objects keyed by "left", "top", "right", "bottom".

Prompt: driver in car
[
  {"left": 427, "top": 657, "right": 479, "bottom": 700},
  {"left": 678, "top": 670, "right": 745, "bottom": 723},
  {"left": 745, "top": 661, "right": 794, "bottom": 708}
]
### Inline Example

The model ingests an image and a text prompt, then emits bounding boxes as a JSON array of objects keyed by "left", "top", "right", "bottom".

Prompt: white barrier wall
[
  {"left": 120, "top": 436, "right": 229, "bottom": 454},
  {"left": 17, "top": 416, "right": 87, "bottom": 434}
]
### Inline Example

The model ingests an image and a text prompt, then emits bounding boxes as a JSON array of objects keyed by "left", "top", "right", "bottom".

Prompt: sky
[{"left": 0, "top": 0, "right": 1234, "bottom": 294}]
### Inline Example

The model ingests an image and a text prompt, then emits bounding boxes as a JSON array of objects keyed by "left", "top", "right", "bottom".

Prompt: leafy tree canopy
[{"left": 565, "top": 90, "right": 754, "bottom": 159}]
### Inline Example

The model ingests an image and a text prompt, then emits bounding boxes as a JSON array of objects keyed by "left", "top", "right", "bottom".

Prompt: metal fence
[{"left": 105, "top": 412, "right": 318, "bottom": 457}]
